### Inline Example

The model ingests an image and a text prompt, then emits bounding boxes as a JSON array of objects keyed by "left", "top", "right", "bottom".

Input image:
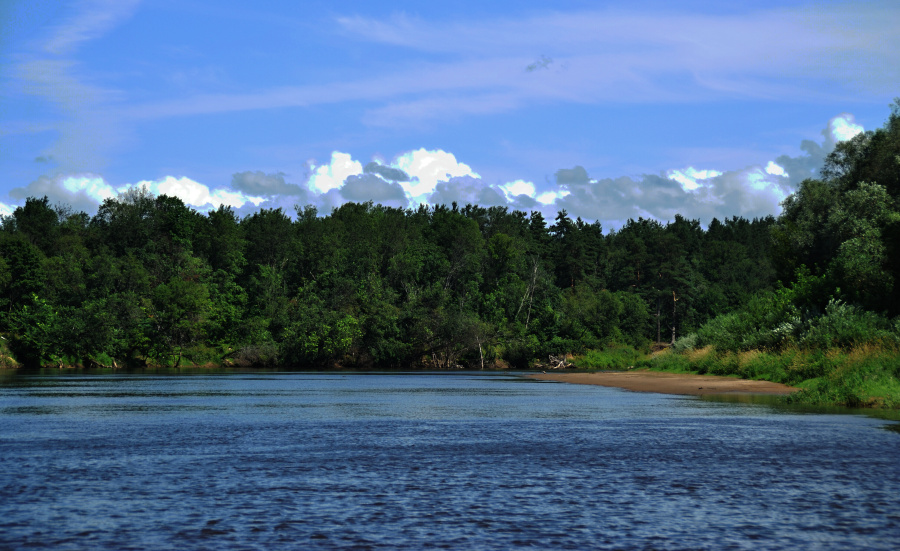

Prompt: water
[{"left": 1, "top": 372, "right": 898, "bottom": 550}]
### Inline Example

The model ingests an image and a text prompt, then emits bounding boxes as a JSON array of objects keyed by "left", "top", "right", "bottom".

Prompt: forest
[{"left": 2, "top": 104, "right": 900, "bottom": 407}]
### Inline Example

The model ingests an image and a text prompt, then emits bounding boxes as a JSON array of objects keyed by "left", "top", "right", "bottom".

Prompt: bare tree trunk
[
  {"left": 479, "top": 341, "right": 484, "bottom": 370},
  {"left": 655, "top": 296, "right": 661, "bottom": 345},
  {"left": 670, "top": 291, "right": 678, "bottom": 346},
  {"left": 515, "top": 258, "right": 538, "bottom": 332},
  {"left": 516, "top": 258, "right": 539, "bottom": 331}
]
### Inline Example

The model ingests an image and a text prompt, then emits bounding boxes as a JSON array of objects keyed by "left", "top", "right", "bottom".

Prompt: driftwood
[{"left": 534, "top": 354, "right": 571, "bottom": 370}]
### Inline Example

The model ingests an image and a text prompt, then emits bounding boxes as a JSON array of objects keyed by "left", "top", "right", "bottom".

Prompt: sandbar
[{"left": 527, "top": 370, "right": 798, "bottom": 396}]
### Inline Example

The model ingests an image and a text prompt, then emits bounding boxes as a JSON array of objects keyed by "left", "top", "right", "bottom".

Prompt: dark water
[{"left": 1, "top": 372, "right": 898, "bottom": 550}]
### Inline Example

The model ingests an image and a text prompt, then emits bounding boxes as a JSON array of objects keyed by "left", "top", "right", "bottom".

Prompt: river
[{"left": 1, "top": 371, "right": 898, "bottom": 549}]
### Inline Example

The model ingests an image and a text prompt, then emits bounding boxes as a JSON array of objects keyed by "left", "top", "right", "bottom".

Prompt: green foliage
[
  {"left": 617, "top": 291, "right": 651, "bottom": 347},
  {"left": 574, "top": 344, "right": 643, "bottom": 370},
  {"left": 0, "top": 236, "right": 45, "bottom": 313},
  {"left": 11, "top": 196, "right": 59, "bottom": 254},
  {"left": 0, "top": 192, "right": 831, "bottom": 370},
  {"left": 149, "top": 269, "right": 211, "bottom": 366},
  {"left": 800, "top": 300, "right": 898, "bottom": 350},
  {"left": 694, "top": 291, "right": 801, "bottom": 352},
  {"left": 7, "top": 294, "right": 63, "bottom": 366}
]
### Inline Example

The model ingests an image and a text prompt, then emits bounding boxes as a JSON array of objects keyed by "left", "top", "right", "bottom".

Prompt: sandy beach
[{"left": 527, "top": 370, "right": 798, "bottom": 396}]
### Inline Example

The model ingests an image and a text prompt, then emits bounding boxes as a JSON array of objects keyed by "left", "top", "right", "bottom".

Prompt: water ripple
[{"left": 0, "top": 373, "right": 898, "bottom": 549}]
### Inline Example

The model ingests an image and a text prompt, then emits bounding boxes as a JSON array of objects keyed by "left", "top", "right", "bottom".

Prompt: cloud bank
[{"left": 2, "top": 114, "right": 864, "bottom": 230}]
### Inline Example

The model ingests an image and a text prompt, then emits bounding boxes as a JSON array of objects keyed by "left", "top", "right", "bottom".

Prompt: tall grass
[
  {"left": 637, "top": 344, "right": 900, "bottom": 408},
  {"left": 572, "top": 343, "right": 645, "bottom": 370}
]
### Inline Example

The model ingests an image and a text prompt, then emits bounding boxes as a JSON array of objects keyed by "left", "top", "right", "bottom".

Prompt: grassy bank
[
  {"left": 578, "top": 344, "right": 900, "bottom": 409},
  {"left": 572, "top": 345, "right": 900, "bottom": 409}
]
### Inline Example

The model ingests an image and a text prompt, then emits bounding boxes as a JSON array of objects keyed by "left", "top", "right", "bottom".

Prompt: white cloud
[
  {"left": 0, "top": 203, "right": 14, "bottom": 217},
  {"left": 666, "top": 167, "right": 723, "bottom": 191},
  {"left": 741, "top": 167, "right": 788, "bottom": 197},
  {"left": 499, "top": 179, "right": 536, "bottom": 199},
  {"left": 125, "top": 176, "right": 264, "bottom": 209},
  {"left": 827, "top": 113, "right": 864, "bottom": 143},
  {"left": 2, "top": 105, "right": 859, "bottom": 227},
  {"left": 298, "top": 148, "right": 485, "bottom": 207},
  {"left": 308, "top": 152, "right": 363, "bottom": 194},
  {"left": 9, "top": 173, "right": 117, "bottom": 213},
  {"left": 59, "top": 174, "right": 117, "bottom": 203},
  {"left": 765, "top": 161, "right": 787, "bottom": 177},
  {"left": 536, "top": 190, "right": 570, "bottom": 205},
  {"left": 393, "top": 148, "right": 480, "bottom": 200}
]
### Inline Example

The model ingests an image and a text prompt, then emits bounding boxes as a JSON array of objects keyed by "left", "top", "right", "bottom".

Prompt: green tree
[
  {"left": 148, "top": 259, "right": 211, "bottom": 366},
  {"left": 10, "top": 196, "right": 59, "bottom": 255}
]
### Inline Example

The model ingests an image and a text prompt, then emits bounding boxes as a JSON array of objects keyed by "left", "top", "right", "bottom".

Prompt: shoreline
[{"left": 527, "top": 370, "right": 799, "bottom": 396}]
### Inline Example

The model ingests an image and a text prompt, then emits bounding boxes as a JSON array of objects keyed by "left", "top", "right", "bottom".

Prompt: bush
[
  {"left": 800, "top": 299, "right": 898, "bottom": 349},
  {"left": 575, "top": 344, "right": 642, "bottom": 370},
  {"left": 499, "top": 334, "right": 539, "bottom": 369},
  {"left": 695, "top": 291, "right": 802, "bottom": 352},
  {"left": 635, "top": 349, "right": 693, "bottom": 372},
  {"left": 672, "top": 333, "right": 698, "bottom": 353}
]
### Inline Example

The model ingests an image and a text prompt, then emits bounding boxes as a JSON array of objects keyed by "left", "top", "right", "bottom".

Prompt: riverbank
[{"left": 528, "top": 370, "right": 798, "bottom": 396}]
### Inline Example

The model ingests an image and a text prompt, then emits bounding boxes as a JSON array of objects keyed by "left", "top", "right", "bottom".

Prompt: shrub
[
  {"left": 800, "top": 299, "right": 898, "bottom": 349},
  {"left": 695, "top": 291, "right": 803, "bottom": 352},
  {"left": 575, "top": 344, "right": 642, "bottom": 370},
  {"left": 672, "top": 333, "right": 698, "bottom": 353}
]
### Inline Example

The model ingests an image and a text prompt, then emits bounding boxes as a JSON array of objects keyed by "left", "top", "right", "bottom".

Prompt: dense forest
[
  {"left": 2, "top": 104, "right": 900, "bottom": 403},
  {"left": 0, "top": 192, "right": 777, "bottom": 369}
]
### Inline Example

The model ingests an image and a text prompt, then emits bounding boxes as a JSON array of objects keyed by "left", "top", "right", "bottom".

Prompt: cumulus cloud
[
  {"left": 297, "top": 149, "right": 489, "bottom": 209},
  {"left": 308, "top": 152, "right": 363, "bottom": 194},
  {"left": 499, "top": 179, "right": 536, "bottom": 200},
  {"left": 393, "top": 148, "right": 480, "bottom": 200},
  {"left": 765, "top": 161, "right": 787, "bottom": 177},
  {"left": 558, "top": 163, "right": 788, "bottom": 228},
  {"left": 666, "top": 167, "right": 723, "bottom": 192},
  {"left": 10, "top": 173, "right": 117, "bottom": 213},
  {"left": 827, "top": 113, "right": 864, "bottom": 143},
  {"left": 548, "top": 113, "right": 865, "bottom": 229},
  {"left": 536, "top": 190, "right": 570, "bottom": 205},
  {"left": 298, "top": 148, "right": 485, "bottom": 208},
  {"left": 1, "top": 112, "right": 865, "bottom": 227},
  {"left": 122, "top": 176, "right": 265, "bottom": 210}
]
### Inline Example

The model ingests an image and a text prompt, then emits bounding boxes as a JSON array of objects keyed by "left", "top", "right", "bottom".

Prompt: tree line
[{"left": 0, "top": 191, "right": 775, "bottom": 368}]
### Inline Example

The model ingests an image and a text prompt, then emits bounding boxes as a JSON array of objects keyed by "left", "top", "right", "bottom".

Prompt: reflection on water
[{"left": 1, "top": 372, "right": 898, "bottom": 550}]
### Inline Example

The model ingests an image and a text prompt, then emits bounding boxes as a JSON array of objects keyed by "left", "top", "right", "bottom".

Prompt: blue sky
[{"left": 1, "top": 0, "right": 897, "bottom": 228}]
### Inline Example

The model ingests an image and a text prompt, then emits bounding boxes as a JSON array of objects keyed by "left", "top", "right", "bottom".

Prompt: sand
[{"left": 527, "top": 370, "right": 798, "bottom": 396}]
